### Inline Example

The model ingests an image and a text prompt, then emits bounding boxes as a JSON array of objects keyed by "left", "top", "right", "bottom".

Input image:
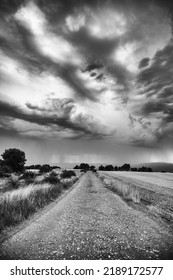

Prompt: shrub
[
  {"left": 39, "top": 164, "right": 52, "bottom": 173},
  {"left": 43, "top": 172, "right": 60, "bottom": 184},
  {"left": 6, "top": 177, "right": 20, "bottom": 190},
  {"left": 60, "top": 170, "right": 76, "bottom": 179},
  {"left": 20, "top": 171, "right": 36, "bottom": 180},
  {"left": 19, "top": 171, "right": 36, "bottom": 185},
  {"left": 0, "top": 165, "right": 12, "bottom": 178},
  {"left": 62, "top": 177, "right": 78, "bottom": 189}
]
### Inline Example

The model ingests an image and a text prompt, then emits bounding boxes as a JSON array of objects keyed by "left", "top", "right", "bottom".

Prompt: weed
[{"left": 43, "top": 171, "right": 60, "bottom": 184}]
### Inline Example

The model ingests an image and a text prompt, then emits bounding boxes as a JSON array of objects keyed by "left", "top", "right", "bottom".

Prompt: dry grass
[
  {"left": 0, "top": 174, "right": 79, "bottom": 232},
  {"left": 99, "top": 172, "right": 173, "bottom": 225},
  {"left": 99, "top": 175, "right": 140, "bottom": 203}
]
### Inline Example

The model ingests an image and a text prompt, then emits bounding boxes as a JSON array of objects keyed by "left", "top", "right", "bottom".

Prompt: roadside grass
[
  {"left": 99, "top": 172, "right": 173, "bottom": 225},
  {"left": 0, "top": 172, "right": 80, "bottom": 232},
  {"left": 99, "top": 175, "right": 140, "bottom": 203}
]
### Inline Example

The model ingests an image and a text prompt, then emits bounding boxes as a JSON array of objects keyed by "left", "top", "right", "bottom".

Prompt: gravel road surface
[{"left": 0, "top": 172, "right": 173, "bottom": 259}]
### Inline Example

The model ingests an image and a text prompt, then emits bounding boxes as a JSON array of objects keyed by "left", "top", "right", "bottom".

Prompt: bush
[
  {"left": 0, "top": 165, "right": 13, "bottom": 178},
  {"left": 60, "top": 170, "right": 76, "bottom": 179},
  {"left": 20, "top": 171, "right": 36, "bottom": 180},
  {"left": 43, "top": 172, "right": 60, "bottom": 184},
  {"left": 19, "top": 171, "right": 36, "bottom": 185},
  {"left": 6, "top": 177, "right": 20, "bottom": 190},
  {"left": 39, "top": 164, "right": 52, "bottom": 173}
]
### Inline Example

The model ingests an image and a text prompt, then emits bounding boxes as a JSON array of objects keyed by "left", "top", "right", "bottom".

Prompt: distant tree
[
  {"left": 138, "top": 166, "right": 148, "bottom": 172},
  {"left": 99, "top": 165, "right": 105, "bottom": 171},
  {"left": 79, "top": 163, "right": 90, "bottom": 170},
  {"left": 105, "top": 165, "right": 114, "bottom": 171},
  {"left": 120, "top": 163, "right": 131, "bottom": 171},
  {"left": 147, "top": 167, "right": 152, "bottom": 172},
  {"left": 1, "top": 148, "right": 26, "bottom": 173},
  {"left": 131, "top": 167, "right": 138, "bottom": 172},
  {"left": 25, "top": 164, "right": 41, "bottom": 170},
  {"left": 60, "top": 170, "right": 76, "bottom": 178},
  {"left": 114, "top": 166, "right": 118, "bottom": 171},
  {"left": 52, "top": 165, "right": 61, "bottom": 169},
  {"left": 40, "top": 164, "right": 52, "bottom": 173},
  {"left": 90, "top": 165, "right": 96, "bottom": 171},
  {"left": 74, "top": 165, "right": 79, "bottom": 169}
]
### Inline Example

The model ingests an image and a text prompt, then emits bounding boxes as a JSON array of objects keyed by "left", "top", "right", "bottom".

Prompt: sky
[{"left": 0, "top": 0, "right": 173, "bottom": 166}]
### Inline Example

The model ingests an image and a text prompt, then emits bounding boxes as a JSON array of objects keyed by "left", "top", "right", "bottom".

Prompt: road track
[{"left": 0, "top": 172, "right": 173, "bottom": 259}]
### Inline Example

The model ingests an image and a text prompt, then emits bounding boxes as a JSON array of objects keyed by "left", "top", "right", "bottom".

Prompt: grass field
[
  {"left": 99, "top": 171, "right": 173, "bottom": 225},
  {"left": 0, "top": 169, "right": 80, "bottom": 232}
]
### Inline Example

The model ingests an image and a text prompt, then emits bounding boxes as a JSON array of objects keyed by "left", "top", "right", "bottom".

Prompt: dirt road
[{"left": 0, "top": 172, "right": 173, "bottom": 259}]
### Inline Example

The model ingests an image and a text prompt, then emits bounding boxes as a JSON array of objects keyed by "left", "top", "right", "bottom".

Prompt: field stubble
[{"left": 98, "top": 171, "right": 173, "bottom": 226}]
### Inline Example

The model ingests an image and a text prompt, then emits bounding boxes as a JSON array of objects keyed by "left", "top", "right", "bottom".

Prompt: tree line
[
  {"left": 0, "top": 148, "right": 153, "bottom": 175},
  {"left": 74, "top": 163, "right": 153, "bottom": 172},
  {"left": 0, "top": 148, "right": 61, "bottom": 175}
]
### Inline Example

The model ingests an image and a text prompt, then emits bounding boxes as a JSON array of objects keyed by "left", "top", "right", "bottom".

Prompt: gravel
[{"left": 0, "top": 172, "right": 173, "bottom": 259}]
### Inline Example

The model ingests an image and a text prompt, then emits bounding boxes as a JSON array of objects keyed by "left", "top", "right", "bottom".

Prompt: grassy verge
[
  {"left": 0, "top": 174, "right": 79, "bottom": 232},
  {"left": 99, "top": 174, "right": 140, "bottom": 203},
  {"left": 98, "top": 173, "right": 173, "bottom": 225}
]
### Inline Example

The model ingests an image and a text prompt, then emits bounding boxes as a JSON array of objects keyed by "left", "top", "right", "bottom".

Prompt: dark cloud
[
  {"left": 0, "top": 0, "right": 25, "bottom": 16},
  {"left": 136, "top": 40, "right": 173, "bottom": 131},
  {"left": 1, "top": 0, "right": 170, "bottom": 106},
  {"left": 96, "top": 73, "right": 104, "bottom": 81},
  {"left": 1, "top": 0, "right": 173, "bottom": 150},
  {"left": 83, "top": 60, "right": 103, "bottom": 72},
  {"left": 138, "top": 57, "right": 150, "bottom": 69},
  {"left": 1, "top": 15, "right": 107, "bottom": 102},
  {"left": 159, "top": 86, "right": 173, "bottom": 99},
  {"left": 26, "top": 98, "right": 75, "bottom": 116},
  {"left": 0, "top": 98, "right": 111, "bottom": 139},
  {"left": 137, "top": 42, "right": 173, "bottom": 90},
  {"left": 66, "top": 28, "right": 132, "bottom": 90}
]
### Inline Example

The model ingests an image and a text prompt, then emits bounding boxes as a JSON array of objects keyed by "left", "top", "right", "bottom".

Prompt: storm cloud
[{"left": 1, "top": 0, "right": 173, "bottom": 164}]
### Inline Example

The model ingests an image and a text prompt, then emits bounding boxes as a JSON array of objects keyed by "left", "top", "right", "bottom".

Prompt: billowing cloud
[
  {"left": 1, "top": 0, "right": 173, "bottom": 164},
  {"left": 0, "top": 97, "right": 113, "bottom": 140}
]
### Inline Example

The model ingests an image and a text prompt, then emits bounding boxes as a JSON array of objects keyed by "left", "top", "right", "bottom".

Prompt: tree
[
  {"left": 105, "top": 165, "right": 114, "bottom": 171},
  {"left": 90, "top": 165, "right": 96, "bottom": 171},
  {"left": 1, "top": 148, "right": 26, "bottom": 173},
  {"left": 148, "top": 167, "right": 152, "bottom": 172},
  {"left": 131, "top": 167, "right": 137, "bottom": 172},
  {"left": 40, "top": 164, "right": 52, "bottom": 173},
  {"left": 120, "top": 163, "right": 131, "bottom": 171},
  {"left": 79, "top": 163, "right": 90, "bottom": 170},
  {"left": 99, "top": 165, "right": 105, "bottom": 171}
]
